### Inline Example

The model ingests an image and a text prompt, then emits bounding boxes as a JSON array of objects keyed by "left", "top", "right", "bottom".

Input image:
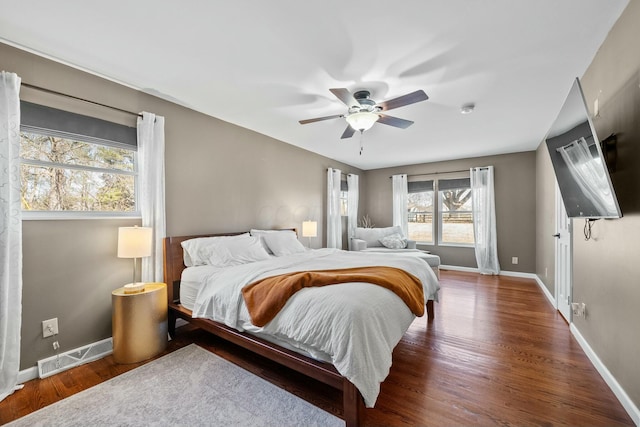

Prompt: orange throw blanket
[{"left": 242, "top": 266, "right": 425, "bottom": 327}]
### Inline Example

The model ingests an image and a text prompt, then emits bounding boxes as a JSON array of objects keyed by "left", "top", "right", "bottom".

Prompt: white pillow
[
  {"left": 207, "top": 236, "right": 271, "bottom": 267},
  {"left": 250, "top": 229, "right": 296, "bottom": 254},
  {"left": 379, "top": 233, "right": 408, "bottom": 249},
  {"left": 181, "top": 233, "right": 250, "bottom": 267},
  {"left": 262, "top": 231, "right": 306, "bottom": 256}
]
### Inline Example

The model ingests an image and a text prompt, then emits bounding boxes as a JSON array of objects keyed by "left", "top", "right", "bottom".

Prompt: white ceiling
[{"left": 0, "top": 0, "right": 628, "bottom": 170}]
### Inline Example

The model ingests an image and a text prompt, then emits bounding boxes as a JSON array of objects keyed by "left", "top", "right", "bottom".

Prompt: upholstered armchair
[
  {"left": 350, "top": 226, "right": 416, "bottom": 251},
  {"left": 349, "top": 225, "right": 441, "bottom": 279}
]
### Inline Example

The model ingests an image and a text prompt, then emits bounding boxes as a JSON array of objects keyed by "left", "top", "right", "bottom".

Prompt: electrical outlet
[
  {"left": 511, "top": 257, "right": 518, "bottom": 265},
  {"left": 571, "top": 302, "right": 586, "bottom": 317},
  {"left": 42, "top": 318, "right": 58, "bottom": 338}
]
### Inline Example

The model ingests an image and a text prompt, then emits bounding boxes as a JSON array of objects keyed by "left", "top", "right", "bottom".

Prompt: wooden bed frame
[{"left": 163, "top": 231, "right": 435, "bottom": 427}]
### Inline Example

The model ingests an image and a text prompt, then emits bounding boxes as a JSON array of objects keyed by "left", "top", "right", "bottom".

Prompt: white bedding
[
  {"left": 179, "top": 266, "right": 211, "bottom": 310},
  {"left": 190, "top": 248, "right": 440, "bottom": 407}
]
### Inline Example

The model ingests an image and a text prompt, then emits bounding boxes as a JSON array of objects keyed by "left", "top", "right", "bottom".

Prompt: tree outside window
[
  {"left": 407, "top": 180, "right": 434, "bottom": 244},
  {"left": 438, "top": 179, "right": 474, "bottom": 246},
  {"left": 20, "top": 131, "right": 137, "bottom": 214}
]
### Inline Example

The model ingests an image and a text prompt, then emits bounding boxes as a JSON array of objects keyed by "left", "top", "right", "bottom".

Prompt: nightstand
[{"left": 112, "top": 282, "right": 168, "bottom": 364}]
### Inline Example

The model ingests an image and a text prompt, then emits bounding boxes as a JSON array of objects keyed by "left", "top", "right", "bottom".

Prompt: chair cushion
[{"left": 359, "top": 248, "right": 441, "bottom": 268}]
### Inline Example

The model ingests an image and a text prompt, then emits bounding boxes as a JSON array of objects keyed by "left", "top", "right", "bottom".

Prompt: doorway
[{"left": 555, "top": 183, "right": 572, "bottom": 322}]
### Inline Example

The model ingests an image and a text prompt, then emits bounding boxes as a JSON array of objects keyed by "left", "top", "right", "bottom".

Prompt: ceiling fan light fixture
[{"left": 346, "top": 111, "right": 379, "bottom": 132}]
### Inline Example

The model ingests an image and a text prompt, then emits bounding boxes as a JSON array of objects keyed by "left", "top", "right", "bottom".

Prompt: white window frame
[
  {"left": 407, "top": 181, "right": 434, "bottom": 245},
  {"left": 437, "top": 180, "right": 474, "bottom": 248},
  {"left": 20, "top": 127, "right": 140, "bottom": 220}
]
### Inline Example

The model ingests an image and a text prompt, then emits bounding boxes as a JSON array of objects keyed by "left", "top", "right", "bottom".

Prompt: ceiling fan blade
[
  {"left": 378, "top": 90, "right": 428, "bottom": 111},
  {"left": 377, "top": 114, "right": 414, "bottom": 129},
  {"left": 299, "top": 114, "right": 343, "bottom": 125},
  {"left": 330, "top": 88, "right": 360, "bottom": 109},
  {"left": 341, "top": 125, "right": 356, "bottom": 139}
]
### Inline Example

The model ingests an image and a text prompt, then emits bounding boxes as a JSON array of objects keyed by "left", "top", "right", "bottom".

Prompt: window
[
  {"left": 407, "top": 180, "right": 434, "bottom": 244},
  {"left": 407, "top": 176, "right": 475, "bottom": 246},
  {"left": 19, "top": 101, "right": 138, "bottom": 218},
  {"left": 438, "top": 178, "right": 474, "bottom": 246},
  {"left": 340, "top": 179, "right": 348, "bottom": 216},
  {"left": 20, "top": 132, "right": 136, "bottom": 213}
]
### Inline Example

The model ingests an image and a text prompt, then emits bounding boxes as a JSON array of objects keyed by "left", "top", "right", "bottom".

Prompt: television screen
[{"left": 545, "top": 78, "right": 622, "bottom": 219}]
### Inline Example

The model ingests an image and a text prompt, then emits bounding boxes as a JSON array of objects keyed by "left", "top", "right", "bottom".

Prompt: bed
[{"left": 163, "top": 230, "right": 439, "bottom": 426}]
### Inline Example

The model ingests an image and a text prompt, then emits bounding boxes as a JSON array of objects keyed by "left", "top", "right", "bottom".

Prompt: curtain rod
[
  {"left": 389, "top": 167, "right": 488, "bottom": 179},
  {"left": 21, "top": 82, "right": 142, "bottom": 118},
  {"left": 326, "top": 169, "right": 357, "bottom": 177}
]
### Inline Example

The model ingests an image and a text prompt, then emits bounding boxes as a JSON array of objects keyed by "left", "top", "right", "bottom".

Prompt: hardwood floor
[{"left": 0, "top": 270, "right": 634, "bottom": 426}]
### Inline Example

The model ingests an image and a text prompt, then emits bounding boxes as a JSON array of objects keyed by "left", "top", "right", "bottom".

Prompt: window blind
[
  {"left": 438, "top": 178, "right": 470, "bottom": 190},
  {"left": 408, "top": 180, "right": 434, "bottom": 193},
  {"left": 20, "top": 101, "right": 137, "bottom": 148}
]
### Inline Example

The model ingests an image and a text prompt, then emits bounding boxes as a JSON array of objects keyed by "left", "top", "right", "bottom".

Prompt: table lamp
[
  {"left": 302, "top": 220, "right": 317, "bottom": 248},
  {"left": 117, "top": 226, "right": 152, "bottom": 294}
]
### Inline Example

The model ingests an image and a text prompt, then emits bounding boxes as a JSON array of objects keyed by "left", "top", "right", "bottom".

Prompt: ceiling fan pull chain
[{"left": 359, "top": 130, "right": 364, "bottom": 155}]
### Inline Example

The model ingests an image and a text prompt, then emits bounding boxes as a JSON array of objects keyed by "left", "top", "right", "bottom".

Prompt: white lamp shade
[
  {"left": 117, "top": 226, "right": 153, "bottom": 258},
  {"left": 302, "top": 221, "right": 318, "bottom": 238},
  {"left": 346, "top": 111, "right": 379, "bottom": 131}
]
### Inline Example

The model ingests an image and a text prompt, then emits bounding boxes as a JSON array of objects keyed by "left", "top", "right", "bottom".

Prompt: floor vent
[{"left": 37, "top": 337, "right": 113, "bottom": 378}]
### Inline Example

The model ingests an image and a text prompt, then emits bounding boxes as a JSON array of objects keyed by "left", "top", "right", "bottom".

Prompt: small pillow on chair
[{"left": 379, "top": 233, "right": 408, "bottom": 249}]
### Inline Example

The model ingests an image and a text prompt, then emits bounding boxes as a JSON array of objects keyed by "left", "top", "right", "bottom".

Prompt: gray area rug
[{"left": 8, "top": 344, "right": 344, "bottom": 427}]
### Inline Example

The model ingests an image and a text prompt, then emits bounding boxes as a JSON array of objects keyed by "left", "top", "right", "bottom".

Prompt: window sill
[
  {"left": 437, "top": 242, "right": 475, "bottom": 248},
  {"left": 22, "top": 212, "right": 141, "bottom": 221}
]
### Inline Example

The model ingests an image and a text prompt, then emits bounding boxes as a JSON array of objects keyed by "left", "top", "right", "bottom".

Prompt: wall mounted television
[{"left": 545, "top": 78, "right": 622, "bottom": 219}]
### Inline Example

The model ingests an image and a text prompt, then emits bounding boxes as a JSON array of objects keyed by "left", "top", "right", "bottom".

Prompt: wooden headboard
[
  {"left": 163, "top": 231, "right": 246, "bottom": 304},
  {"left": 162, "top": 229, "right": 297, "bottom": 304}
]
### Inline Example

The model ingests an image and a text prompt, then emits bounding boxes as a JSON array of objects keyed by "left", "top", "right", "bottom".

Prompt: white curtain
[
  {"left": 327, "top": 168, "right": 342, "bottom": 249},
  {"left": 137, "top": 112, "right": 166, "bottom": 283},
  {"left": 557, "top": 137, "right": 618, "bottom": 216},
  {"left": 470, "top": 166, "right": 500, "bottom": 275},
  {"left": 347, "top": 173, "right": 359, "bottom": 249},
  {"left": 392, "top": 174, "right": 408, "bottom": 237},
  {"left": 0, "top": 71, "right": 22, "bottom": 402}
]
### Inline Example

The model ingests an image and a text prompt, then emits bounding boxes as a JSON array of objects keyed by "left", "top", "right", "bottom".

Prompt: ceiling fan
[{"left": 299, "top": 88, "right": 429, "bottom": 139}]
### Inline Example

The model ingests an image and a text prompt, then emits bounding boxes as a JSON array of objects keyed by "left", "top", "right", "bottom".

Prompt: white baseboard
[
  {"left": 533, "top": 275, "right": 556, "bottom": 308},
  {"left": 499, "top": 270, "right": 534, "bottom": 279},
  {"left": 570, "top": 324, "right": 640, "bottom": 426},
  {"left": 439, "top": 264, "right": 478, "bottom": 273},
  {"left": 440, "top": 265, "right": 540, "bottom": 282},
  {"left": 17, "top": 366, "right": 39, "bottom": 384},
  {"left": 18, "top": 337, "right": 113, "bottom": 384},
  {"left": 18, "top": 319, "right": 190, "bottom": 382}
]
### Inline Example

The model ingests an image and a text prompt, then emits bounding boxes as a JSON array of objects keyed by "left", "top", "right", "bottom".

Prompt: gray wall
[
  {"left": 535, "top": 0, "right": 640, "bottom": 410},
  {"left": 535, "top": 144, "right": 556, "bottom": 295},
  {"left": 1, "top": 42, "right": 362, "bottom": 369},
  {"left": 362, "top": 151, "right": 537, "bottom": 272}
]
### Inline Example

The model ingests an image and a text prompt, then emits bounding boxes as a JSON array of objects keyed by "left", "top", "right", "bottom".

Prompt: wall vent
[{"left": 37, "top": 337, "right": 113, "bottom": 378}]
